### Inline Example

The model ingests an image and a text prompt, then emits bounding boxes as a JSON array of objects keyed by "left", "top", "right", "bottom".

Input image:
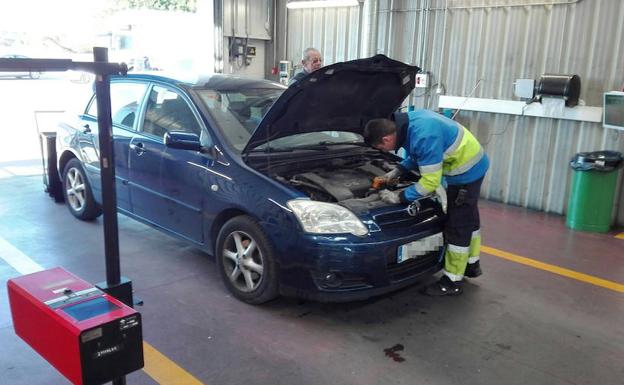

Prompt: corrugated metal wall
[
  {"left": 219, "top": 0, "right": 273, "bottom": 78},
  {"left": 281, "top": 0, "right": 624, "bottom": 225},
  {"left": 283, "top": 1, "right": 363, "bottom": 71}
]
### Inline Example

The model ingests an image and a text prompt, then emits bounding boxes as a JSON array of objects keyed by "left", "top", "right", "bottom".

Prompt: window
[
  {"left": 141, "top": 86, "right": 201, "bottom": 138},
  {"left": 85, "top": 82, "right": 147, "bottom": 130},
  {"left": 111, "top": 83, "right": 147, "bottom": 129},
  {"left": 86, "top": 95, "right": 98, "bottom": 116},
  {"left": 196, "top": 87, "right": 283, "bottom": 151}
]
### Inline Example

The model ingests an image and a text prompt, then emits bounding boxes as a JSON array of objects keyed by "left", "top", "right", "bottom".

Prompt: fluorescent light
[{"left": 286, "top": 0, "right": 360, "bottom": 9}]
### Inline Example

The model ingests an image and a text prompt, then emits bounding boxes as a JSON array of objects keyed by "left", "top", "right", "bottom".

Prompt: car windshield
[
  {"left": 195, "top": 87, "right": 363, "bottom": 152},
  {"left": 195, "top": 88, "right": 283, "bottom": 151},
  {"left": 251, "top": 132, "right": 363, "bottom": 152}
]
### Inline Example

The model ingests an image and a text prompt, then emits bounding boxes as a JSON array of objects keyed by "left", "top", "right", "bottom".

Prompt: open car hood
[{"left": 242, "top": 55, "right": 419, "bottom": 153}]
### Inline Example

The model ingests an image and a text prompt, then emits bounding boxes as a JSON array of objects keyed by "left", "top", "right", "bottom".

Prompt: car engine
[{"left": 254, "top": 152, "right": 420, "bottom": 213}]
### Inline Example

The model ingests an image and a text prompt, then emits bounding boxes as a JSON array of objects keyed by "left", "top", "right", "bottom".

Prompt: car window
[
  {"left": 85, "top": 82, "right": 147, "bottom": 130},
  {"left": 141, "top": 86, "right": 201, "bottom": 138},
  {"left": 86, "top": 95, "right": 98, "bottom": 116},
  {"left": 196, "top": 88, "right": 283, "bottom": 152}
]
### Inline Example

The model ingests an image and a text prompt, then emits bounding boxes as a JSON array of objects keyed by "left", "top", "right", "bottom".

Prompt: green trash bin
[{"left": 566, "top": 151, "right": 623, "bottom": 232}]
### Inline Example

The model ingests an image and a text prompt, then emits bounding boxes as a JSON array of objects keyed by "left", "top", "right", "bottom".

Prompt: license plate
[{"left": 397, "top": 233, "right": 444, "bottom": 263}]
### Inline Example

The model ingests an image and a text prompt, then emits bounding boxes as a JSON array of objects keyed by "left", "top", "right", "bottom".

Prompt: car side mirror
[{"left": 163, "top": 131, "right": 201, "bottom": 151}]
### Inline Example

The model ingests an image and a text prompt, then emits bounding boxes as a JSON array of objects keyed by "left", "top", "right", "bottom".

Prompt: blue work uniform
[{"left": 394, "top": 110, "right": 489, "bottom": 282}]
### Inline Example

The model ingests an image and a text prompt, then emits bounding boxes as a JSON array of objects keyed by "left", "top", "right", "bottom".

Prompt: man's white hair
[{"left": 302, "top": 47, "right": 321, "bottom": 61}]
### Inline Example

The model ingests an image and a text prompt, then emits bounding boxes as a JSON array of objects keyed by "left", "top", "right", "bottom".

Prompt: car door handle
[
  {"left": 82, "top": 124, "right": 91, "bottom": 133},
  {"left": 129, "top": 142, "right": 146, "bottom": 155}
]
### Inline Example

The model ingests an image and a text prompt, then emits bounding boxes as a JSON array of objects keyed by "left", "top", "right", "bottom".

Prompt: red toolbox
[{"left": 7, "top": 267, "right": 144, "bottom": 385}]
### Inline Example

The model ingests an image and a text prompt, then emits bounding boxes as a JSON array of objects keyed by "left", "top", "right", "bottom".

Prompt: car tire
[
  {"left": 216, "top": 215, "right": 279, "bottom": 304},
  {"left": 62, "top": 158, "right": 102, "bottom": 220},
  {"left": 29, "top": 71, "right": 40, "bottom": 79}
]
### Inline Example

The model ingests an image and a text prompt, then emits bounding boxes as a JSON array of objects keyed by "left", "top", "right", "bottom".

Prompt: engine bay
[{"left": 248, "top": 150, "right": 421, "bottom": 213}]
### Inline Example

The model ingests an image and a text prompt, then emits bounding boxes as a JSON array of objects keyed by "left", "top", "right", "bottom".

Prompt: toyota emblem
[{"left": 407, "top": 201, "right": 420, "bottom": 216}]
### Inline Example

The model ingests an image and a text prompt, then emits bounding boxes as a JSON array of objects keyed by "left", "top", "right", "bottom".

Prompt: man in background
[{"left": 289, "top": 47, "right": 323, "bottom": 85}]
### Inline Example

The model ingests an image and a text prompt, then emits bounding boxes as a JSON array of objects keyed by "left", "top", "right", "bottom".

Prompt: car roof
[{"left": 112, "top": 72, "right": 286, "bottom": 91}]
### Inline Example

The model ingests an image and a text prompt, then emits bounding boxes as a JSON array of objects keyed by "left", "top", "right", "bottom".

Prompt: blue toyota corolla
[{"left": 55, "top": 55, "right": 446, "bottom": 304}]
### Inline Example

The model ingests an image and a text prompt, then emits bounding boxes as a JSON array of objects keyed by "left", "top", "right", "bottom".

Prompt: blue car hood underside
[{"left": 242, "top": 55, "right": 419, "bottom": 153}]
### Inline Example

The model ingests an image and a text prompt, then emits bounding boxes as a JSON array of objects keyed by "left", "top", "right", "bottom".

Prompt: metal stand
[{"left": 0, "top": 48, "right": 133, "bottom": 385}]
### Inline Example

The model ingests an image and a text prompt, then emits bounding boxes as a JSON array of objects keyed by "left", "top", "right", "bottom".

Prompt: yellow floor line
[
  {"left": 481, "top": 245, "right": 624, "bottom": 293},
  {"left": 615, "top": 232, "right": 624, "bottom": 240},
  {"left": 143, "top": 342, "right": 204, "bottom": 385}
]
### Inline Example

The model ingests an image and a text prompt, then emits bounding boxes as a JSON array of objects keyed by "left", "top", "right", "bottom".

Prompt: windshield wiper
[
  {"left": 319, "top": 140, "right": 368, "bottom": 146},
  {"left": 247, "top": 146, "right": 294, "bottom": 153},
  {"left": 248, "top": 141, "right": 367, "bottom": 153},
  {"left": 288, "top": 141, "right": 368, "bottom": 151}
]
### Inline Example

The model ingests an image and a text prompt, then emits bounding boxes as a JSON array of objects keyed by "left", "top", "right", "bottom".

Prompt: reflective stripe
[
  {"left": 445, "top": 244, "right": 470, "bottom": 276},
  {"left": 468, "top": 256, "right": 480, "bottom": 263},
  {"left": 469, "top": 229, "right": 482, "bottom": 259},
  {"left": 419, "top": 162, "right": 442, "bottom": 174},
  {"left": 444, "top": 125, "right": 464, "bottom": 156},
  {"left": 444, "top": 270, "right": 464, "bottom": 282},
  {"left": 446, "top": 147, "right": 484, "bottom": 176},
  {"left": 447, "top": 244, "right": 470, "bottom": 254},
  {"left": 415, "top": 182, "right": 432, "bottom": 196},
  {"left": 417, "top": 168, "right": 443, "bottom": 195}
]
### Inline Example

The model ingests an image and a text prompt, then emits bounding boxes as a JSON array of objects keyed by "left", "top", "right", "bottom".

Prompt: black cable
[
  {"left": 482, "top": 104, "right": 530, "bottom": 145},
  {"left": 609, "top": 129, "right": 622, "bottom": 141},
  {"left": 398, "top": 82, "right": 444, "bottom": 112},
  {"left": 413, "top": 83, "right": 439, "bottom": 98}
]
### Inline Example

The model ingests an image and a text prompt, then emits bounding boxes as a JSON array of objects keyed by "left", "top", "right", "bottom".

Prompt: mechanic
[
  {"left": 288, "top": 47, "right": 323, "bottom": 85},
  {"left": 363, "top": 109, "right": 489, "bottom": 296}
]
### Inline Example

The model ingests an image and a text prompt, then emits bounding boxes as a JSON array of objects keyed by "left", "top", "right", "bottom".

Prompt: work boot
[
  {"left": 421, "top": 275, "right": 462, "bottom": 296},
  {"left": 464, "top": 261, "right": 482, "bottom": 278}
]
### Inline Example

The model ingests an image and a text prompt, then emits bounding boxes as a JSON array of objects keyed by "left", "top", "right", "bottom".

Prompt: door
[
  {"left": 129, "top": 84, "right": 212, "bottom": 243},
  {"left": 78, "top": 82, "right": 147, "bottom": 211}
]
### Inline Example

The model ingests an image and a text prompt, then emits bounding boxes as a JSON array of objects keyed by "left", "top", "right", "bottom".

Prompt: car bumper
[{"left": 274, "top": 229, "right": 445, "bottom": 302}]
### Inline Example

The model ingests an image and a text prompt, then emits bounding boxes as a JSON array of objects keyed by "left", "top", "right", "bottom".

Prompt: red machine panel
[{"left": 7, "top": 267, "right": 143, "bottom": 385}]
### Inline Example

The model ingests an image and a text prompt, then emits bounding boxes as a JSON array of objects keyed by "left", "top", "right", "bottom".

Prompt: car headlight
[{"left": 287, "top": 200, "right": 368, "bottom": 236}]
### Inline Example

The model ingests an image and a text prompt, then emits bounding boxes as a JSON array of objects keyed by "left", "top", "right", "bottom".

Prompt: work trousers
[{"left": 443, "top": 177, "right": 484, "bottom": 281}]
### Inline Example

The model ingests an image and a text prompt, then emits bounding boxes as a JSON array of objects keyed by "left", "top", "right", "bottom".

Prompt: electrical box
[
  {"left": 230, "top": 37, "right": 246, "bottom": 57},
  {"left": 279, "top": 60, "right": 291, "bottom": 85},
  {"left": 8, "top": 267, "right": 144, "bottom": 385},
  {"left": 514, "top": 79, "right": 535, "bottom": 99},
  {"left": 415, "top": 72, "right": 428, "bottom": 88}
]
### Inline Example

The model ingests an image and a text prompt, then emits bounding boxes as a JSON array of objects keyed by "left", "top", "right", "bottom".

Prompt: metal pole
[
  {"left": 92, "top": 46, "right": 126, "bottom": 385},
  {"left": 93, "top": 47, "right": 122, "bottom": 287}
]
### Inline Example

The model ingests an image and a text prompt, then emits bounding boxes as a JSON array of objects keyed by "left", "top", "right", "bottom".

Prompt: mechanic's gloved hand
[
  {"left": 434, "top": 185, "right": 447, "bottom": 213},
  {"left": 383, "top": 167, "right": 402, "bottom": 183},
  {"left": 379, "top": 189, "right": 401, "bottom": 204}
]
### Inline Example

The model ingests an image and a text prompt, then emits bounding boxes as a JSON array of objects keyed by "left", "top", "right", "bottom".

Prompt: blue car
[{"left": 55, "top": 55, "right": 445, "bottom": 304}]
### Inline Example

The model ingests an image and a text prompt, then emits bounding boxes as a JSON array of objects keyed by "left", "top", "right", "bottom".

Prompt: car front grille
[{"left": 373, "top": 200, "right": 441, "bottom": 230}]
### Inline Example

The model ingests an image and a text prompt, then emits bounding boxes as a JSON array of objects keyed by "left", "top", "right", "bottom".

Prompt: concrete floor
[{"left": 1, "top": 166, "right": 623, "bottom": 385}]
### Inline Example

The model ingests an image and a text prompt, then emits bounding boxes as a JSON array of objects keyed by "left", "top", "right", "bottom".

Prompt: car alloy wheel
[
  {"left": 65, "top": 167, "right": 87, "bottom": 213},
  {"left": 222, "top": 230, "right": 265, "bottom": 292},
  {"left": 216, "top": 215, "right": 278, "bottom": 304},
  {"left": 62, "top": 158, "right": 102, "bottom": 220}
]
